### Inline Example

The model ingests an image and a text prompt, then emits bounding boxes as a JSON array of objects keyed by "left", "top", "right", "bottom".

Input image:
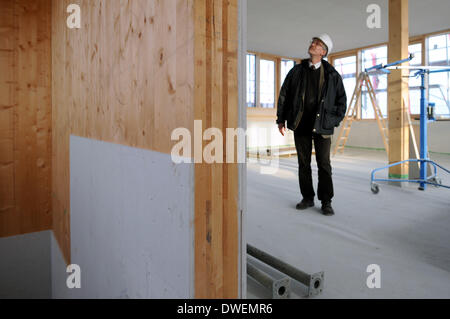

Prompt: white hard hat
[{"left": 314, "top": 33, "right": 333, "bottom": 56}]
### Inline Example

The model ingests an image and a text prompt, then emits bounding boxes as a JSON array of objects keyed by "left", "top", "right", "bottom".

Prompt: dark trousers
[{"left": 294, "top": 131, "right": 334, "bottom": 203}]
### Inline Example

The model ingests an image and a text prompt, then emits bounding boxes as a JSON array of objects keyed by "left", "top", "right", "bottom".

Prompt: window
[
  {"left": 334, "top": 56, "right": 357, "bottom": 109},
  {"left": 246, "top": 54, "right": 256, "bottom": 107},
  {"left": 427, "top": 33, "right": 450, "bottom": 118},
  {"left": 246, "top": 53, "right": 300, "bottom": 109},
  {"left": 361, "top": 46, "right": 388, "bottom": 119},
  {"left": 280, "top": 59, "right": 295, "bottom": 87},
  {"left": 260, "top": 59, "right": 275, "bottom": 108},
  {"left": 408, "top": 43, "right": 423, "bottom": 115}
]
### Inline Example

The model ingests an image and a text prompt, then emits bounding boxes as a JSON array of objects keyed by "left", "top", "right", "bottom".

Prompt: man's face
[{"left": 308, "top": 38, "right": 327, "bottom": 57}]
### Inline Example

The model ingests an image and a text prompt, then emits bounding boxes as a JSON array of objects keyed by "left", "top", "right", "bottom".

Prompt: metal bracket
[{"left": 308, "top": 271, "right": 324, "bottom": 297}]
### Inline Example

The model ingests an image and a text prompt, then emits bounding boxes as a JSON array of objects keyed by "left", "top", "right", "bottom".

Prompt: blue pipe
[
  {"left": 364, "top": 54, "right": 413, "bottom": 72},
  {"left": 428, "top": 68, "right": 450, "bottom": 74},
  {"left": 419, "top": 72, "right": 427, "bottom": 190}
]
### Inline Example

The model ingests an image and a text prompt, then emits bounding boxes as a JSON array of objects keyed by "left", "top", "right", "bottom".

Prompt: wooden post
[
  {"left": 194, "top": 0, "right": 239, "bottom": 299},
  {"left": 388, "top": 0, "right": 410, "bottom": 180}
]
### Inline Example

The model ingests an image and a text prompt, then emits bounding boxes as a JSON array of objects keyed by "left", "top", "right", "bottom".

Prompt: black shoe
[
  {"left": 296, "top": 199, "right": 314, "bottom": 210},
  {"left": 321, "top": 202, "right": 335, "bottom": 216}
]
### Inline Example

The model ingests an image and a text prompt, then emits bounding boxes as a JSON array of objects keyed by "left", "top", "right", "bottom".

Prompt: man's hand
[{"left": 278, "top": 123, "right": 286, "bottom": 136}]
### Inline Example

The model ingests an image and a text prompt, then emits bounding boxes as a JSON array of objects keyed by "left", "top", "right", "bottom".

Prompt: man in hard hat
[{"left": 276, "top": 34, "right": 347, "bottom": 216}]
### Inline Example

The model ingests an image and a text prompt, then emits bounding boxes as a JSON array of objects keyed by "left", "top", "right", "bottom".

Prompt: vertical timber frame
[
  {"left": 194, "top": 0, "right": 240, "bottom": 298},
  {"left": 388, "top": 0, "right": 410, "bottom": 179}
]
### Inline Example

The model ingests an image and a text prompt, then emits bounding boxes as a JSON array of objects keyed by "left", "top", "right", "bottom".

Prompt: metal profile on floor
[
  {"left": 247, "top": 244, "right": 324, "bottom": 297},
  {"left": 247, "top": 262, "right": 291, "bottom": 299}
]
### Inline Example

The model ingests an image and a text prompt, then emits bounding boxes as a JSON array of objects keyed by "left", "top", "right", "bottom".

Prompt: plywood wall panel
[
  {"left": 51, "top": 0, "right": 239, "bottom": 298},
  {"left": 0, "top": 0, "right": 52, "bottom": 238},
  {"left": 51, "top": 0, "right": 196, "bottom": 263}
]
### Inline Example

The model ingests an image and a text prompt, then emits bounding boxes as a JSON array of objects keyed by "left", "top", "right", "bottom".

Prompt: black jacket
[{"left": 276, "top": 59, "right": 347, "bottom": 135}]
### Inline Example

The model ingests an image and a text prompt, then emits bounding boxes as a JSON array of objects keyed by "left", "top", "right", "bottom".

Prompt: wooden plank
[
  {"left": 0, "top": 29, "right": 15, "bottom": 218},
  {"left": 194, "top": 0, "right": 208, "bottom": 298},
  {"left": 404, "top": 97, "right": 420, "bottom": 159},
  {"left": 193, "top": 0, "right": 239, "bottom": 299},
  {"left": 0, "top": 42, "right": 15, "bottom": 234},
  {"left": 366, "top": 75, "right": 389, "bottom": 154},
  {"left": 35, "top": 0, "right": 52, "bottom": 232},
  {"left": 223, "top": 0, "right": 239, "bottom": 299},
  {"left": 211, "top": 0, "right": 224, "bottom": 298},
  {"left": 0, "top": 0, "right": 14, "bottom": 51},
  {"left": 0, "top": 0, "right": 52, "bottom": 238},
  {"left": 61, "top": 0, "right": 71, "bottom": 261},
  {"left": 388, "top": 0, "right": 409, "bottom": 178}
]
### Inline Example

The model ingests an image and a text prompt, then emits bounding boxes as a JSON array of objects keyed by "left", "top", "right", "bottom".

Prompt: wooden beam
[
  {"left": 194, "top": 0, "right": 239, "bottom": 298},
  {"left": 388, "top": 0, "right": 410, "bottom": 179}
]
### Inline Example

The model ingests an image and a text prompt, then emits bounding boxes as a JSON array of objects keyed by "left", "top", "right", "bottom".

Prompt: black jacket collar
[{"left": 301, "top": 58, "right": 333, "bottom": 74}]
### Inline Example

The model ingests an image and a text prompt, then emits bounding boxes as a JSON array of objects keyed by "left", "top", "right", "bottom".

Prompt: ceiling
[{"left": 247, "top": 0, "right": 450, "bottom": 58}]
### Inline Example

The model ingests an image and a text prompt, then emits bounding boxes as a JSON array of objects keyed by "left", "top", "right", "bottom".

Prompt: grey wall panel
[
  {"left": 51, "top": 136, "right": 194, "bottom": 299},
  {"left": 51, "top": 231, "right": 70, "bottom": 299},
  {"left": 0, "top": 231, "right": 51, "bottom": 299}
]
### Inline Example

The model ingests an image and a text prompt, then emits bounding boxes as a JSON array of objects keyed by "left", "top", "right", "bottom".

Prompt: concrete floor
[{"left": 246, "top": 148, "right": 450, "bottom": 299}]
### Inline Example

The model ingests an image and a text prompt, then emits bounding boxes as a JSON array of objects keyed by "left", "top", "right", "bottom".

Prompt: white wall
[
  {"left": 427, "top": 121, "right": 450, "bottom": 154},
  {"left": 341, "top": 120, "right": 450, "bottom": 154},
  {"left": 247, "top": 120, "right": 295, "bottom": 151},
  {"left": 247, "top": 118, "right": 450, "bottom": 155},
  {"left": 51, "top": 136, "right": 195, "bottom": 299}
]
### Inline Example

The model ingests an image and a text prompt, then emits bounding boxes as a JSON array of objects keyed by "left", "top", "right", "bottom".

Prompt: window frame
[
  {"left": 246, "top": 53, "right": 257, "bottom": 108},
  {"left": 246, "top": 51, "right": 301, "bottom": 120},
  {"left": 258, "top": 56, "right": 277, "bottom": 109},
  {"left": 426, "top": 32, "right": 450, "bottom": 118}
]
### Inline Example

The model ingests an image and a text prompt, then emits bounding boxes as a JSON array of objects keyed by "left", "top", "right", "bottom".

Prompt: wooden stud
[
  {"left": 388, "top": 0, "right": 409, "bottom": 178},
  {"left": 194, "top": 0, "right": 239, "bottom": 298}
]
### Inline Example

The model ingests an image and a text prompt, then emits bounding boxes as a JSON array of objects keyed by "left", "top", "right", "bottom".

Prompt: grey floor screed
[{"left": 246, "top": 148, "right": 450, "bottom": 299}]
